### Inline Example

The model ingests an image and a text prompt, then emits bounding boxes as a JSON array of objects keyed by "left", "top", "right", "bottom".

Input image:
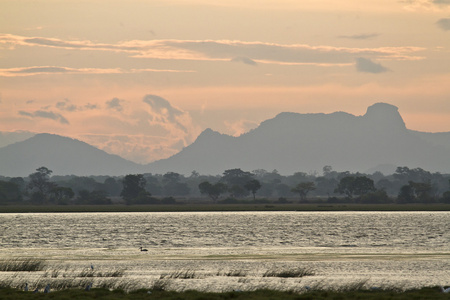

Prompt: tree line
[{"left": 1, "top": 166, "right": 450, "bottom": 205}]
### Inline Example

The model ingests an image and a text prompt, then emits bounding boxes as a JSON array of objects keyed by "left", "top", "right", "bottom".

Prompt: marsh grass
[
  {"left": 0, "top": 259, "right": 46, "bottom": 272},
  {"left": 0, "top": 286, "right": 449, "bottom": 300},
  {"left": 78, "top": 269, "right": 125, "bottom": 278},
  {"left": 217, "top": 269, "right": 248, "bottom": 277},
  {"left": 262, "top": 267, "right": 315, "bottom": 278},
  {"left": 160, "top": 269, "right": 197, "bottom": 279}
]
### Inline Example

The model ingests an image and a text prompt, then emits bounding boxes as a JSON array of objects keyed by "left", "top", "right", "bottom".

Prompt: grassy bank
[
  {"left": 0, "top": 287, "right": 449, "bottom": 300},
  {"left": 0, "top": 203, "right": 449, "bottom": 213}
]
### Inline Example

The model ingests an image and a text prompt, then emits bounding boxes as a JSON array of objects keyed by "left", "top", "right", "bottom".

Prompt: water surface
[{"left": 1, "top": 211, "right": 449, "bottom": 291}]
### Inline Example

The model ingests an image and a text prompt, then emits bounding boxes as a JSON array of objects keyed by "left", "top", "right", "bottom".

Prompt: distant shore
[{"left": 1, "top": 203, "right": 449, "bottom": 213}]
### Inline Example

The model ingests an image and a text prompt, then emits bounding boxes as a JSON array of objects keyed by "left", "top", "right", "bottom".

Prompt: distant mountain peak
[
  {"left": 363, "top": 102, "right": 406, "bottom": 130},
  {"left": 195, "top": 128, "right": 232, "bottom": 142}
]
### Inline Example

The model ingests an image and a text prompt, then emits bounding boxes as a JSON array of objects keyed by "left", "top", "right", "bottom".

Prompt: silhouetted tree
[
  {"left": 27, "top": 167, "right": 56, "bottom": 204},
  {"left": 221, "top": 169, "right": 253, "bottom": 198},
  {"left": 198, "top": 181, "right": 227, "bottom": 202},
  {"left": 49, "top": 186, "right": 74, "bottom": 204},
  {"left": 397, "top": 184, "right": 415, "bottom": 203},
  {"left": 335, "top": 176, "right": 375, "bottom": 199},
  {"left": 397, "top": 181, "right": 433, "bottom": 203},
  {"left": 291, "top": 181, "right": 316, "bottom": 201},
  {"left": 244, "top": 179, "right": 262, "bottom": 199},
  {"left": 221, "top": 169, "right": 254, "bottom": 186},
  {"left": 0, "top": 180, "right": 22, "bottom": 203},
  {"left": 162, "top": 172, "right": 190, "bottom": 196},
  {"left": 121, "top": 174, "right": 148, "bottom": 204}
]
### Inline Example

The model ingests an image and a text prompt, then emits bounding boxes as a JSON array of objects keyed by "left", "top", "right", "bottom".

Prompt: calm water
[{"left": 0, "top": 211, "right": 449, "bottom": 292}]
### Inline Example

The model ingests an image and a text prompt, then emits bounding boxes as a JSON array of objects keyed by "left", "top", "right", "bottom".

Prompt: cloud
[
  {"left": 19, "top": 110, "right": 69, "bottom": 124},
  {"left": 0, "top": 34, "right": 424, "bottom": 68},
  {"left": 0, "top": 65, "right": 193, "bottom": 77},
  {"left": 432, "top": 0, "right": 450, "bottom": 5},
  {"left": 76, "top": 95, "right": 201, "bottom": 163},
  {"left": 56, "top": 99, "right": 77, "bottom": 112},
  {"left": 143, "top": 94, "right": 183, "bottom": 124},
  {"left": 401, "top": 0, "right": 450, "bottom": 9},
  {"left": 55, "top": 98, "right": 97, "bottom": 112},
  {"left": 338, "top": 33, "right": 379, "bottom": 40},
  {"left": 225, "top": 119, "right": 259, "bottom": 136},
  {"left": 106, "top": 98, "right": 125, "bottom": 111},
  {"left": 231, "top": 56, "right": 258, "bottom": 65},
  {"left": 355, "top": 57, "right": 389, "bottom": 73},
  {"left": 436, "top": 18, "right": 450, "bottom": 30}
]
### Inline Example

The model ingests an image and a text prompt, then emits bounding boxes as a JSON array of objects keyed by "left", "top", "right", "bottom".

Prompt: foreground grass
[
  {"left": 1, "top": 203, "right": 449, "bottom": 213},
  {"left": 0, "top": 287, "right": 449, "bottom": 300}
]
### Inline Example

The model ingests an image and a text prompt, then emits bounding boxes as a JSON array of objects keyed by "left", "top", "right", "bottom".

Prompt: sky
[{"left": 1, "top": 0, "right": 450, "bottom": 164}]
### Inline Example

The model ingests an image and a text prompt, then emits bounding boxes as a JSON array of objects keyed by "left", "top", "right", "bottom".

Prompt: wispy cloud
[
  {"left": 143, "top": 94, "right": 187, "bottom": 132},
  {"left": 432, "top": 0, "right": 450, "bottom": 5},
  {"left": 401, "top": 0, "right": 450, "bottom": 9},
  {"left": 225, "top": 119, "right": 259, "bottom": 136},
  {"left": 78, "top": 95, "right": 201, "bottom": 163},
  {"left": 355, "top": 57, "right": 389, "bottom": 73},
  {"left": 56, "top": 99, "right": 97, "bottom": 112},
  {"left": 0, "top": 65, "right": 194, "bottom": 77},
  {"left": 0, "top": 34, "right": 425, "bottom": 68},
  {"left": 231, "top": 56, "right": 258, "bottom": 65},
  {"left": 19, "top": 109, "right": 69, "bottom": 124},
  {"left": 338, "top": 33, "right": 380, "bottom": 40}
]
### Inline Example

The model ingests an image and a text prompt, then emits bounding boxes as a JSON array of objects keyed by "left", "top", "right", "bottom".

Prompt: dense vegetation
[
  {"left": 0, "top": 286, "right": 449, "bottom": 300},
  {"left": 1, "top": 166, "right": 450, "bottom": 206}
]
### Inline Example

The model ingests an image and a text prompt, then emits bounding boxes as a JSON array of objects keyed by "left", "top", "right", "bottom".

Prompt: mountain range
[{"left": 1, "top": 102, "right": 450, "bottom": 177}]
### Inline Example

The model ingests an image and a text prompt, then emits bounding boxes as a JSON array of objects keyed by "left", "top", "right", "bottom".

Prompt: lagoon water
[{"left": 0, "top": 211, "right": 449, "bottom": 292}]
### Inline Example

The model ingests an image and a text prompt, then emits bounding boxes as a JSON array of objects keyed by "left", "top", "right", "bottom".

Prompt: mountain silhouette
[
  {"left": 148, "top": 103, "right": 450, "bottom": 175},
  {"left": 1, "top": 103, "right": 449, "bottom": 177},
  {"left": 0, "top": 133, "right": 145, "bottom": 177}
]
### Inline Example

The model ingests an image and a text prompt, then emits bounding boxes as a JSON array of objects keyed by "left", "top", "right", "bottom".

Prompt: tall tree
[
  {"left": 244, "top": 179, "right": 262, "bottom": 200},
  {"left": 162, "top": 172, "right": 190, "bottom": 196},
  {"left": 121, "top": 174, "right": 148, "bottom": 203},
  {"left": 291, "top": 181, "right": 316, "bottom": 201},
  {"left": 27, "top": 167, "right": 56, "bottom": 204},
  {"left": 198, "top": 181, "right": 227, "bottom": 202},
  {"left": 335, "top": 176, "right": 375, "bottom": 199}
]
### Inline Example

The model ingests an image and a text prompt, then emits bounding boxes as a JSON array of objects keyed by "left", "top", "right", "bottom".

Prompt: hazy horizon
[{"left": 2, "top": 0, "right": 450, "bottom": 164}]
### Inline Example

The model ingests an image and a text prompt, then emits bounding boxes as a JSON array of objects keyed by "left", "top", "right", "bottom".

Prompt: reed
[
  {"left": 0, "top": 258, "right": 46, "bottom": 272},
  {"left": 262, "top": 267, "right": 315, "bottom": 278},
  {"left": 217, "top": 269, "right": 248, "bottom": 277},
  {"left": 77, "top": 268, "right": 125, "bottom": 278},
  {"left": 160, "top": 269, "right": 197, "bottom": 279}
]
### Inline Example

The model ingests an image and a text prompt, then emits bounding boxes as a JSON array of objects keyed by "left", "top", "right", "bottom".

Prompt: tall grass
[
  {"left": 0, "top": 259, "right": 46, "bottom": 272},
  {"left": 217, "top": 269, "right": 248, "bottom": 277},
  {"left": 160, "top": 269, "right": 197, "bottom": 279},
  {"left": 262, "top": 267, "right": 315, "bottom": 278}
]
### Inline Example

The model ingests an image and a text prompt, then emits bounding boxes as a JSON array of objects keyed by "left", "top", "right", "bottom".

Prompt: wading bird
[
  {"left": 139, "top": 247, "right": 148, "bottom": 251},
  {"left": 85, "top": 283, "right": 92, "bottom": 291},
  {"left": 441, "top": 286, "right": 450, "bottom": 293},
  {"left": 24, "top": 283, "right": 28, "bottom": 292},
  {"left": 44, "top": 284, "right": 50, "bottom": 293}
]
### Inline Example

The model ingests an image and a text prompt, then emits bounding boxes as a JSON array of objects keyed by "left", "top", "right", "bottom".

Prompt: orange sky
[{"left": 1, "top": 0, "right": 450, "bottom": 163}]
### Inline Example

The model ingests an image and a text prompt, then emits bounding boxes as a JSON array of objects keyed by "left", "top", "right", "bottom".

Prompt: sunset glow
[{"left": 1, "top": 0, "right": 450, "bottom": 163}]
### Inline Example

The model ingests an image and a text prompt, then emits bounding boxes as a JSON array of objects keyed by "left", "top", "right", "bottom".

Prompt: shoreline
[{"left": 0, "top": 203, "right": 449, "bottom": 213}]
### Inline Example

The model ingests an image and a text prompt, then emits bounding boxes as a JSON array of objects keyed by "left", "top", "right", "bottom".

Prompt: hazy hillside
[
  {"left": 148, "top": 103, "right": 450, "bottom": 175},
  {"left": 0, "top": 133, "right": 145, "bottom": 177},
  {"left": 0, "top": 131, "right": 36, "bottom": 148},
  {"left": 2, "top": 103, "right": 449, "bottom": 177}
]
